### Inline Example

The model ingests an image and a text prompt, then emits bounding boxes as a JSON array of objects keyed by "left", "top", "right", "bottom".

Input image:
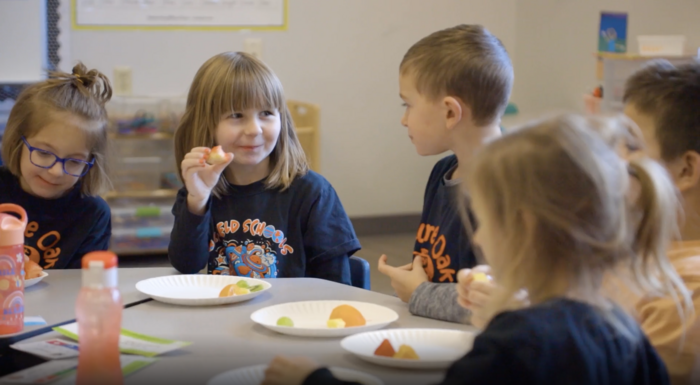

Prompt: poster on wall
[
  {"left": 72, "top": 0, "right": 287, "bottom": 30},
  {"left": 598, "top": 12, "right": 627, "bottom": 53}
]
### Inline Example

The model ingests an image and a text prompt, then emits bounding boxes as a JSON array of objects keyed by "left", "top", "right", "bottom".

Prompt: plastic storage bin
[
  {"left": 108, "top": 197, "right": 175, "bottom": 254},
  {"left": 111, "top": 156, "right": 162, "bottom": 192},
  {"left": 637, "top": 35, "right": 686, "bottom": 56},
  {"left": 106, "top": 96, "right": 186, "bottom": 135},
  {"left": 109, "top": 134, "right": 181, "bottom": 191}
]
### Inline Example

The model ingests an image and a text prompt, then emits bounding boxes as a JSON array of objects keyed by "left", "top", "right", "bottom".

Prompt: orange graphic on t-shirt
[
  {"left": 414, "top": 223, "right": 455, "bottom": 282},
  {"left": 23, "top": 221, "right": 62, "bottom": 269}
]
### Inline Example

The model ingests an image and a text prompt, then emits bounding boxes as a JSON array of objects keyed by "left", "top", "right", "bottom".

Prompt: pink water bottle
[
  {"left": 0, "top": 204, "right": 27, "bottom": 336},
  {"left": 76, "top": 251, "right": 123, "bottom": 385}
]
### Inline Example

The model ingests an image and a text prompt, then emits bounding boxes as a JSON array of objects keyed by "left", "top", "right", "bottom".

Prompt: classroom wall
[
  {"left": 0, "top": 0, "right": 46, "bottom": 83},
  {"left": 58, "top": 0, "right": 517, "bottom": 217},
  {"left": 511, "top": 0, "right": 700, "bottom": 114}
]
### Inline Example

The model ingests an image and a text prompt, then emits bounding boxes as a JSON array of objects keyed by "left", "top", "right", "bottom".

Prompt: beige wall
[
  {"left": 512, "top": 0, "right": 700, "bottom": 114},
  {"left": 60, "top": 0, "right": 517, "bottom": 217},
  {"left": 58, "top": 0, "right": 699, "bottom": 217}
]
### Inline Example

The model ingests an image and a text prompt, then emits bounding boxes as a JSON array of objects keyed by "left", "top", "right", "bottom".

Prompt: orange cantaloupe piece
[
  {"left": 374, "top": 339, "right": 395, "bottom": 357},
  {"left": 219, "top": 284, "right": 236, "bottom": 297},
  {"left": 329, "top": 304, "right": 366, "bottom": 327},
  {"left": 24, "top": 256, "right": 43, "bottom": 280}
]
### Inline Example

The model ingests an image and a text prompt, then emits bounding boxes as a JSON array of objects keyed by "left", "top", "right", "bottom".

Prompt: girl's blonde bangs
[{"left": 213, "top": 60, "right": 285, "bottom": 118}]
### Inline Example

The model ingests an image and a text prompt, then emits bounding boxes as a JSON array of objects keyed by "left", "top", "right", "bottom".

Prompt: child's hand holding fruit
[
  {"left": 456, "top": 265, "right": 530, "bottom": 329},
  {"left": 456, "top": 265, "right": 496, "bottom": 329},
  {"left": 181, "top": 145, "right": 233, "bottom": 215}
]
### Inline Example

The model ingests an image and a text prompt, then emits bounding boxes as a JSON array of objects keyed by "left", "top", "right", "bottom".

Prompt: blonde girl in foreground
[{"left": 262, "top": 114, "right": 689, "bottom": 385}]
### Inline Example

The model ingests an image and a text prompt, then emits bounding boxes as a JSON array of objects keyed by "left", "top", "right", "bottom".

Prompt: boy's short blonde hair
[
  {"left": 174, "top": 52, "right": 308, "bottom": 196},
  {"left": 1, "top": 62, "right": 112, "bottom": 196},
  {"left": 624, "top": 60, "right": 700, "bottom": 161},
  {"left": 400, "top": 24, "right": 513, "bottom": 127}
]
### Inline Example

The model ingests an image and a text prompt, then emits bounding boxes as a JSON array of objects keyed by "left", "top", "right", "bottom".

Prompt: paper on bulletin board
[{"left": 72, "top": 0, "right": 287, "bottom": 30}]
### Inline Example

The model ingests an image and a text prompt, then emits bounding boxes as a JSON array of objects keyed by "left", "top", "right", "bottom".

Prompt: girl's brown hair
[
  {"left": 467, "top": 114, "right": 692, "bottom": 338},
  {"left": 174, "top": 52, "right": 308, "bottom": 197},
  {"left": 1, "top": 62, "right": 113, "bottom": 196}
]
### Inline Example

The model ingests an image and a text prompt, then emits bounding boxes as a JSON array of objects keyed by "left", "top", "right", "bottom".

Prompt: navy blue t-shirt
[
  {"left": 0, "top": 167, "right": 112, "bottom": 269},
  {"left": 168, "top": 171, "right": 360, "bottom": 285},
  {"left": 414, "top": 155, "right": 478, "bottom": 283},
  {"left": 305, "top": 298, "right": 670, "bottom": 385}
]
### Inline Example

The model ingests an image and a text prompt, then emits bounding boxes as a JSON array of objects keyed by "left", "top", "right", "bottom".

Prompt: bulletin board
[{"left": 72, "top": 0, "right": 287, "bottom": 30}]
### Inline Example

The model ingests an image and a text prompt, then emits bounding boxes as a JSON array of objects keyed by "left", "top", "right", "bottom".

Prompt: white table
[
  {"left": 1, "top": 267, "right": 178, "bottom": 344},
  {"left": 17, "top": 278, "right": 477, "bottom": 385}
]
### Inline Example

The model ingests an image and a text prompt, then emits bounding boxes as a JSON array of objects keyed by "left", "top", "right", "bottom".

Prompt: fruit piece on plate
[
  {"left": 374, "top": 339, "right": 395, "bottom": 357},
  {"left": 24, "top": 256, "right": 43, "bottom": 280},
  {"left": 393, "top": 344, "right": 419, "bottom": 360},
  {"left": 236, "top": 280, "right": 250, "bottom": 289},
  {"left": 250, "top": 284, "right": 263, "bottom": 292},
  {"left": 277, "top": 316, "right": 294, "bottom": 327},
  {"left": 233, "top": 287, "right": 250, "bottom": 295},
  {"left": 327, "top": 318, "right": 346, "bottom": 328},
  {"left": 472, "top": 272, "right": 490, "bottom": 282},
  {"left": 329, "top": 304, "right": 366, "bottom": 327},
  {"left": 207, "top": 146, "right": 228, "bottom": 165},
  {"left": 219, "top": 284, "right": 236, "bottom": 297}
]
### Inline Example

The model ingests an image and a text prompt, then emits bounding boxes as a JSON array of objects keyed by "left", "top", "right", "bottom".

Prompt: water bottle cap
[
  {"left": 0, "top": 204, "right": 27, "bottom": 248},
  {"left": 82, "top": 251, "right": 118, "bottom": 269}
]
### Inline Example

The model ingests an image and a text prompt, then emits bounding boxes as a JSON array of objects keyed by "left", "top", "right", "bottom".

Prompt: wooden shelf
[
  {"left": 295, "top": 126, "right": 314, "bottom": 135},
  {"left": 103, "top": 189, "right": 179, "bottom": 199},
  {"left": 594, "top": 52, "right": 697, "bottom": 60}
]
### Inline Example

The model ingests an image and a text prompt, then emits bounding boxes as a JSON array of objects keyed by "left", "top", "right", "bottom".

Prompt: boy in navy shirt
[{"left": 377, "top": 24, "right": 513, "bottom": 322}]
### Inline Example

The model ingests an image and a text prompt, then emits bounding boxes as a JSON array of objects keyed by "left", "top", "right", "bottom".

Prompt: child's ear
[
  {"left": 673, "top": 151, "right": 700, "bottom": 192},
  {"left": 443, "top": 96, "right": 466, "bottom": 130}
]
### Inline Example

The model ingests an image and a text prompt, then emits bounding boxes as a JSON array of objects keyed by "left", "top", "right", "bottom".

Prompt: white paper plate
[
  {"left": 250, "top": 300, "right": 398, "bottom": 338},
  {"left": 135, "top": 275, "right": 271, "bottom": 306},
  {"left": 207, "top": 364, "right": 383, "bottom": 385},
  {"left": 24, "top": 271, "right": 48, "bottom": 288},
  {"left": 341, "top": 328, "right": 475, "bottom": 369}
]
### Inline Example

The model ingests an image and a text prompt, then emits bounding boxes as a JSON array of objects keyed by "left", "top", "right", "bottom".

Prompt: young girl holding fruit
[
  {"left": 261, "top": 114, "right": 689, "bottom": 385},
  {"left": 169, "top": 52, "right": 360, "bottom": 284},
  {"left": 0, "top": 63, "right": 113, "bottom": 269}
]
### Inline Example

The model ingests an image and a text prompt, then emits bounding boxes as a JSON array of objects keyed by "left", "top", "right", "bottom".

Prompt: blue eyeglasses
[{"left": 22, "top": 136, "right": 94, "bottom": 177}]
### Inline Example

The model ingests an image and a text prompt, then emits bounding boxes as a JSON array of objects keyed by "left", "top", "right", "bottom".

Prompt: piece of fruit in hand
[
  {"left": 472, "top": 272, "right": 490, "bottom": 283},
  {"left": 207, "top": 145, "right": 228, "bottom": 165},
  {"left": 277, "top": 316, "right": 294, "bottom": 327}
]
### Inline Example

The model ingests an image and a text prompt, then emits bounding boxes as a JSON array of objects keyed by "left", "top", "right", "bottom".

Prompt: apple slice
[{"left": 207, "top": 145, "right": 228, "bottom": 165}]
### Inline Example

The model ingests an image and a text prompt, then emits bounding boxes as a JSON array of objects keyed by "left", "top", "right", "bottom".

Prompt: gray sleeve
[{"left": 408, "top": 281, "right": 472, "bottom": 324}]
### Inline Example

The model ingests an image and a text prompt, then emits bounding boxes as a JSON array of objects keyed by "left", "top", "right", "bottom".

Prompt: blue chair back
[{"left": 349, "top": 255, "right": 370, "bottom": 290}]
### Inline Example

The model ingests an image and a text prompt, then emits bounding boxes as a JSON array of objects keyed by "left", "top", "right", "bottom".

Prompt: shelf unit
[{"left": 593, "top": 53, "right": 697, "bottom": 113}]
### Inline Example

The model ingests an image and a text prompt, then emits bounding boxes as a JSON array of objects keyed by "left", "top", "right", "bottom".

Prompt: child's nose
[
  {"left": 400, "top": 112, "right": 408, "bottom": 127},
  {"left": 245, "top": 119, "right": 263, "bottom": 135},
  {"left": 48, "top": 162, "right": 64, "bottom": 177}
]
